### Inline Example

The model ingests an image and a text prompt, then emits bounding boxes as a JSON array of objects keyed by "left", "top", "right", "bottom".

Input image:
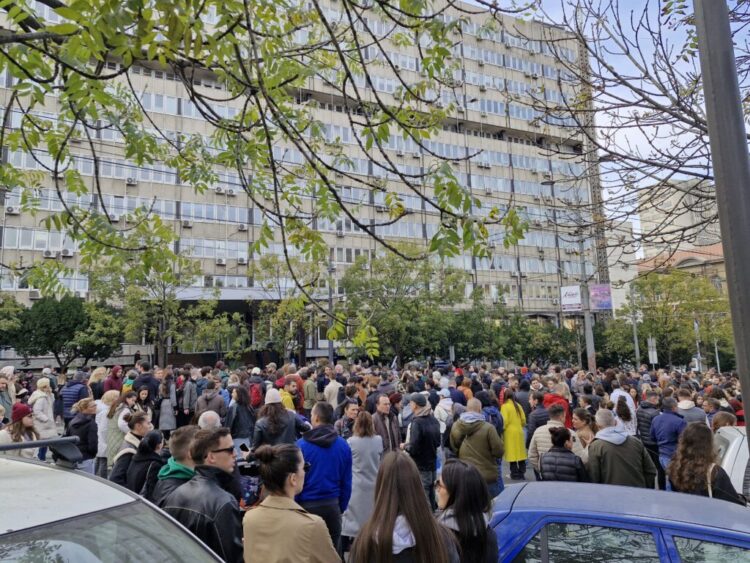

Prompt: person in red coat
[{"left": 543, "top": 384, "right": 572, "bottom": 428}]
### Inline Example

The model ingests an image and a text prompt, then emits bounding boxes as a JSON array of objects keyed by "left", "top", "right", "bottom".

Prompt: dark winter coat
[
  {"left": 133, "top": 372, "right": 160, "bottom": 401},
  {"left": 126, "top": 450, "right": 166, "bottom": 500},
  {"left": 587, "top": 430, "right": 657, "bottom": 488},
  {"left": 540, "top": 446, "right": 590, "bottom": 482},
  {"left": 636, "top": 401, "right": 660, "bottom": 448},
  {"left": 450, "top": 417, "right": 504, "bottom": 482},
  {"left": 253, "top": 409, "right": 308, "bottom": 448},
  {"left": 373, "top": 411, "right": 401, "bottom": 453},
  {"left": 195, "top": 390, "right": 227, "bottom": 419},
  {"left": 61, "top": 381, "right": 89, "bottom": 420},
  {"left": 162, "top": 465, "right": 243, "bottom": 563},
  {"left": 152, "top": 457, "right": 195, "bottom": 508},
  {"left": 671, "top": 465, "right": 747, "bottom": 506},
  {"left": 405, "top": 411, "right": 441, "bottom": 472},
  {"left": 525, "top": 405, "right": 550, "bottom": 448},
  {"left": 109, "top": 432, "right": 141, "bottom": 486},
  {"left": 66, "top": 412, "right": 98, "bottom": 460},
  {"left": 649, "top": 410, "right": 687, "bottom": 458},
  {"left": 226, "top": 404, "right": 255, "bottom": 440}
]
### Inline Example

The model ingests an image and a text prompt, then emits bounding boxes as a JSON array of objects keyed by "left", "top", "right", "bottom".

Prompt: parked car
[
  {"left": 716, "top": 425, "right": 750, "bottom": 497},
  {"left": 0, "top": 455, "right": 223, "bottom": 562},
  {"left": 492, "top": 482, "right": 750, "bottom": 562}
]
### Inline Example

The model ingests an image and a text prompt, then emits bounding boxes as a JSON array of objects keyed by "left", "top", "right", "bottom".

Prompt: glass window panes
[
  {"left": 674, "top": 536, "right": 750, "bottom": 562},
  {"left": 513, "top": 523, "right": 660, "bottom": 563}
]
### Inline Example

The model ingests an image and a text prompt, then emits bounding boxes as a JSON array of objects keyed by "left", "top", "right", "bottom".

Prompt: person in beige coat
[
  {"left": 243, "top": 443, "right": 340, "bottom": 563},
  {"left": 528, "top": 403, "right": 587, "bottom": 475},
  {"left": 29, "top": 378, "right": 58, "bottom": 440}
]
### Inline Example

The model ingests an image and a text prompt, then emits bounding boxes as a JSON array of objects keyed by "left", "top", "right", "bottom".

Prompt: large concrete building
[
  {"left": 638, "top": 179, "right": 720, "bottom": 262},
  {"left": 0, "top": 2, "right": 601, "bottom": 361}
]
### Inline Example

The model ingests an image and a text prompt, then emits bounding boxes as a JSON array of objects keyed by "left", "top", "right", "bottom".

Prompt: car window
[
  {"left": 513, "top": 522, "right": 661, "bottom": 562},
  {"left": 674, "top": 536, "right": 750, "bottom": 562},
  {"left": 0, "top": 501, "right": 219, "bottom": 563},
  {"left": 715, "top": 433, "right": 731, "bottom": 462}
]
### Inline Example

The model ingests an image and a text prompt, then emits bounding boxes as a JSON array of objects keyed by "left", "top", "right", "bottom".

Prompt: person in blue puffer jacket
[
  {"left": 61, "top": 372, "right": 90, "bottom": 429},
  {"left": 296, "top": 401, "right": 352, "bottom": 553}
]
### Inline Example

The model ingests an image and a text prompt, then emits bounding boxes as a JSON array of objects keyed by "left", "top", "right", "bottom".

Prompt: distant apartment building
[{"left": 0, "top": 1, "right": 602, "bottom": 360}]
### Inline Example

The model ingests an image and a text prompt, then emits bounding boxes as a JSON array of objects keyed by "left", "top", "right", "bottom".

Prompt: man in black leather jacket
[{"left": 162, "top": 427, "right": 243, "bottom": 563}]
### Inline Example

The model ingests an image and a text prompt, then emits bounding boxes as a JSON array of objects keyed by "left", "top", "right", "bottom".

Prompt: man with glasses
[{"left": 163, "top": 427, "right": 243, "bottom": 563}]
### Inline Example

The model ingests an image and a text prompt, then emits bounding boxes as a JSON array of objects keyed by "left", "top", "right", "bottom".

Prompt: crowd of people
[{"left": 0, "top": 359, "right": 746, "bottom": 561}]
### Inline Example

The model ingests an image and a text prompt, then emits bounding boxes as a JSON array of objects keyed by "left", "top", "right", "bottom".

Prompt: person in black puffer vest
[{"left": 540, "top": 426, "right": 589, "bottom": 483}]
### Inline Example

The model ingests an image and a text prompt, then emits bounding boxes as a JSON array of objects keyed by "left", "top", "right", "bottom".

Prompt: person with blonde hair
[
  {"left": 95, "top": 390, "right": 120, "bottom": 478},
  {"left": 88, "top": 366, "right": 107, "bottom": 400},
  {"left": 66, "top": 398, "right": 99, "bottom": 473},
  {"left": 29, "top": 377, "right": 57, "bottom": 461}
]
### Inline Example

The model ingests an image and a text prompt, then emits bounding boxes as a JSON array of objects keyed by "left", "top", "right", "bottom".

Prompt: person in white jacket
[
  {"left": 434, "top": 389, "right": 453, "bottom": 434},
  {"left": 28, "top": 377, "right": 57, "bottom": 461},
  {"left": 96, "top": 390, "right": 120, "bottom": 478}
]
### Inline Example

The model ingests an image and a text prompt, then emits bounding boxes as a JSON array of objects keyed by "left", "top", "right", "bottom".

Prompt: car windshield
[{"left": 0, "top": 500, "right": 220, "bottom": 563}]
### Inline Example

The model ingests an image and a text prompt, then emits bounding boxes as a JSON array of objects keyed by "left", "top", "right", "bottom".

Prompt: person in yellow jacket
[
  {"left": 279, "top": 377, "right": 298, "bottom": 411},
  {"left": 500, "top": 392, "right": 528, "bottom": 480},
  {"left": 243, "top": 443, "right": 340, "bottom": 563}
]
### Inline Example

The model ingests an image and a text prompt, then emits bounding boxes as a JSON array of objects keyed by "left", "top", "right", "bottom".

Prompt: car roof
[
  {"left": 495, "top": 482, "right": 750, "bottom": 535},
  {"left": 718, "top": 426, "right": 747, "bottom": 439},
  {"left": 0, "top": 456, "right": 136, "bottom": 533}
]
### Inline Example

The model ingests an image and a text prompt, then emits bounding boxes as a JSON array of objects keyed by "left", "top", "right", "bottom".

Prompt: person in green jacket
[
  {"left": 152, "top": 425, "right": 199, "bottom": 507},
  {"left": 450, "top": 398, "right": 504, "bottom": 498}
]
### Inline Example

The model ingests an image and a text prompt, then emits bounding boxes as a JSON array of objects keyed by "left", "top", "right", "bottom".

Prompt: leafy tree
[
  {"left": 9, "top": 295, "right": 121, "bottom": 369},
  {"left": 70, "top": 302, "right": 123, "bottom": 366},
  {"left": 339, "top": 249, "right": 468, "bottom": 360},
  {"left": 0, "top": 294, "right": 24, "bottom": 348},
  {"left": 249, "top": 254, "right": 321, "bottom": 362},
  {"left": 619, "top": 269, "right": 734, "bottom": 368}
]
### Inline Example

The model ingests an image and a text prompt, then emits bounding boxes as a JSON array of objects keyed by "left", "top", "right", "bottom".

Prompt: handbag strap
[{"left": 707, "top": 463, "right": 715, "bottom": 498}]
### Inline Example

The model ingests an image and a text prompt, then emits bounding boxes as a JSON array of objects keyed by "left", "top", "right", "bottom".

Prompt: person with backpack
[
  {"left": 450, "top": 399, "right": 504, "bottom": 498},
  {"left": 121, "top": 369, "right": 138, "bottom": 394}
]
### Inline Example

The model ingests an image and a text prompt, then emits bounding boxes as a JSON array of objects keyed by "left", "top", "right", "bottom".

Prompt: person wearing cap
[
  {"left": 434, "top": 388, "right": 453, "bottom": 434},
  {"left": 402, "top": 393, "right": 441, "bottom": 509},
  {"left": 0, "top": 403, "right": 38, "bottom": 459},
  {"left": 103, "top": 365, "right": 124, "bottom": 394},
  {"left": 61, "top": 371, "right": 91, "bottom": 430},
  {"left": 253, "top": 388, "right": 310, "bottom": 449}
]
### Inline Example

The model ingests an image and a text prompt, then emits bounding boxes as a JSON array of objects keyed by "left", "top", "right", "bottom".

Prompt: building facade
[{"left": 0, "top": 2, "right": 600, "bottom": 360}]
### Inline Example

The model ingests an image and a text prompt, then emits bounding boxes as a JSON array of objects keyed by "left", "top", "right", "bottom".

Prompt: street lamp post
[
  {"left": 327, "top": 262, "right": 336, "bottom": 365},
  {"left": 630, "top": 284, "right": 641, "bottom": 367}
]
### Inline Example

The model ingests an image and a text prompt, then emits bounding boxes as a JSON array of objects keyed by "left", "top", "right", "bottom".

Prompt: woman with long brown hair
[
  {"left": 667, "top": 422, "right": 745, "bottom": 505},
  {"left": 350, "top": 451, "right": 458, "bottom": 563}
]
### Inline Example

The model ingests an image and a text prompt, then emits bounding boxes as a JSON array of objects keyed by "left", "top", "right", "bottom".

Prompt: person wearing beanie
[
  {"left": 103, "top": 366, "right": 124, "bottom": 393},
  {"left": 253, "top": 388, "right": 309, "bottom": 449},
  {"left": 403, "top": 392, "right": 441, "bottom": 508},
  {"left": 0, "top": 402, "right": 38, "bottom": 459}
]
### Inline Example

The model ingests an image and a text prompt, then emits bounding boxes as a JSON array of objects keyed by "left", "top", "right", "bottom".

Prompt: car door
[
  {"left": 661, "top": 528, "right": 750, "bottom": 562},
  {"left": 508, "top": 516, "right": 671, "bottom": 562}
]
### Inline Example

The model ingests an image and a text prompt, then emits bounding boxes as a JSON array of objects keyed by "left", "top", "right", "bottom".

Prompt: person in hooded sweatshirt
[
  {"left": 450, "top": 399, "right": 504, "bottom": 498},
  {"left": 676, "top": 388, "right": 708, "bottom": 424},
  {"left": 153, "top": 425, "right": 199, "bottom": 507},
  {"left": 296, "top": 401, "right": 352, "bottom": 553},
  {"left": 65, "top": 398, "right": 99, "bottom": 473},
  {"left": 126, "top": 430, "right": 166, "bottom": 500},
  {"left": 196, "top": 380, "right": 228, "bottom": 421},
  {"left": 586, "top": 408, "right": 657, "bottom": 488},
  {"left": 434, "top": 388, "right": 454, "bottom": 434}
]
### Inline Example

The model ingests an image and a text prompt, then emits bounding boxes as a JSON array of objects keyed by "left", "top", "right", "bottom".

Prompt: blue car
[{"left": 492, "top": 482, "right": 750, "bottom": 562}]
